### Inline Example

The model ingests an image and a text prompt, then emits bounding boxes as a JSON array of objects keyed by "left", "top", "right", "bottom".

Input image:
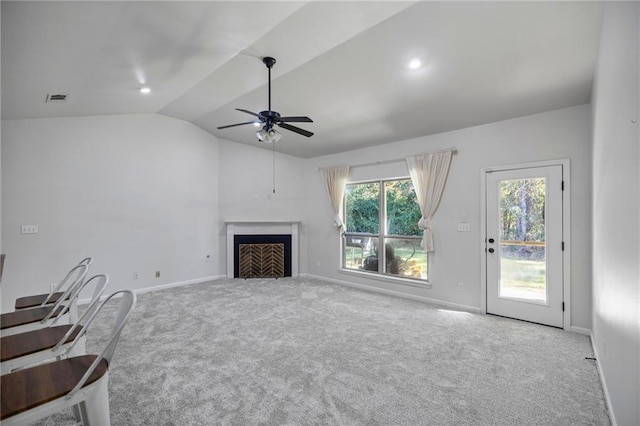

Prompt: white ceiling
[{"left": 2, "top": 1, "right": 603, "bottom": 158}]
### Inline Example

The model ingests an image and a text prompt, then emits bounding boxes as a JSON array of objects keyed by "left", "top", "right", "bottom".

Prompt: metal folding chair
[
  {"left": 1, "top": 290, "right": 137, "bottom": 425},
  {"left": 14, "top": 257, "right": 93, "bottom": 311},
  {"left": 1, "top": 264, "right": 89, "bottom": 337},
  {"left": 1, "top": 274, "right": 109, "bottom": 374}
]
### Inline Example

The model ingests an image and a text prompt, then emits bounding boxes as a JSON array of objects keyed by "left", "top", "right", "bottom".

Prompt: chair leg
[
  {"left": 72, "top": 404, "right": 82, "bottom": 424},
  {"left": 69, "top": 299, "right": 79, "bottom": 324},
  {"left": 78, "top": 374, "right": 111, "bottom": 425},
  {"left": 69, "top": 334, "right": 87, "bottom": 357}
]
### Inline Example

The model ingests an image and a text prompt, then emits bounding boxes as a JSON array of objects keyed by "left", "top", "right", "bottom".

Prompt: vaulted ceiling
[{"left": 2, "top": 1, "right": 603, "bottom": 158}]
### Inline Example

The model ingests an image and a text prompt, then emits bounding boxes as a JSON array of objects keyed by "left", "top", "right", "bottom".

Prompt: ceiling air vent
[{"left": 45, "top": 93, "right": 68, "bottom": 103}]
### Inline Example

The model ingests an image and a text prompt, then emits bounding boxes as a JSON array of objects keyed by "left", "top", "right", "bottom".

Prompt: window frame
[{"left": 341, "top": 177, "right": 429, "bottom": 284}]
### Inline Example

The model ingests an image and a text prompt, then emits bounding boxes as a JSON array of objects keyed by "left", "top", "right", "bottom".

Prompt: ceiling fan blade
[
  {"left": 217, "top": 121, "right": 256, "bottom": 130},
  {"left": 278, "top": 116, "right": 313, "bottom": 123},
  {"left": 235, "top": 108, "right": 261, "bottom": 118},
  {"left": 277, "top": 122, "right": 314, "bottom": 137}
]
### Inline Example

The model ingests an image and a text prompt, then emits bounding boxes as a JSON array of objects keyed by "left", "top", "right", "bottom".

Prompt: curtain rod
[{"left": 319, "top": 147, "right": 457, "bottom": 171}]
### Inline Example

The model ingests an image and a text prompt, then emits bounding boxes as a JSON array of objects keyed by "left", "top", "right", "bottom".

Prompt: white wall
[
  {"left": 305, "top": 104, "right": 592, "bottom": 329},
  {"left": 1, "top": 114, "right": 220, "bottom": 311},
  {"left": 0, "top": 105, "right": 596, "bottom": 331},
  {"left": 217, "top": 139, "right": 309, "bottom": 274},
  {"left": 591, "top": 2, "right": 640, "bottom": 425},
  {"left": 0, "top": 4, "right": 3, "bottom": 264}
]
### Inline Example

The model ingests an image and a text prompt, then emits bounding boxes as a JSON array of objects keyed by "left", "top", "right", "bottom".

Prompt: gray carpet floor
[{"left": 39, "top": 277, "right": 609, "bottom": 425}]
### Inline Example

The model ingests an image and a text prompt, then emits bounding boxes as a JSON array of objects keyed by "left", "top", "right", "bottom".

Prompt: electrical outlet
[
  {"left": 458, "top": 282, "right": 464, "bottom": 291},
  {"left": 133, "top": 272, "right": 139, "bottom": 280},
  {"left": 50, "top": 283, "right": 56, "bottom": 292},
  {"left": 155, "top": 271, "right": 160, "bottom": 278},
  {"left": 460, "top": 214, "right": 468, "bottom": 223}
]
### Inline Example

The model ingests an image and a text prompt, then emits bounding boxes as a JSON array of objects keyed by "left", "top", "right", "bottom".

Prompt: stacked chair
[
  {"left": 1, "top": 261, "right": 90, "bottom": 337},
  {"left": 14, "top": 257, "right": 93, "bottom": 311},
  {"left": 0, "top": 258, "right": 137, "bottom": 425},
  {"left": 1, "top": 274, "right": 109, "bottom": 374}
]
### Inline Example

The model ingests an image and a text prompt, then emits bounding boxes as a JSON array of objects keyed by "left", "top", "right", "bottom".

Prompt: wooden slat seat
[
  {"left": 11, "top": 259, "right": 92, "bottom": 315},
  {"left": 1, "top": 306, "right": 64, "bottom": 330},
  {"left": 1, "top": 324, "right": 82, "bottom": 362},
  {"left": 14, "top": 292, "right": 65, "bottom": 310},
  {"left": 0, "top": 355, "right": 108, "bottom": 420}
]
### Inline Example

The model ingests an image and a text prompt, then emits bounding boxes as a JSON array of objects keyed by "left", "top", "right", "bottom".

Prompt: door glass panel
[{"left": 498, "top": 178, "right": 547, "bottom": 302}]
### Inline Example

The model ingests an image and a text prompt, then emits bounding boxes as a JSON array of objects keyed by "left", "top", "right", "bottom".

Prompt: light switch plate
[
  {"left": 21, "top": 225, "right": 39, "bottom": 234},
  {"left": 457, "top": 223, "right": 470, "bottom": 232}
]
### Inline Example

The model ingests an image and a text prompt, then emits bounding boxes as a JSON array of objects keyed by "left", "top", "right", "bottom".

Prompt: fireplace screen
[
  {"left": 238, "top": 243, "right": 285, "bottom": 278},
  {"left": 234, "top": 234, "right": 292, "bottom": 278}
]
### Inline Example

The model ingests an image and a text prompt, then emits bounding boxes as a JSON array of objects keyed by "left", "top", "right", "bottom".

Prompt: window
[{"left": 343, "top": 178, "right": 428, "bottom": 281}]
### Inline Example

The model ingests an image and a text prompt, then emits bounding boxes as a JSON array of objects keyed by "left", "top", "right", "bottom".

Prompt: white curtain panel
[
  {"left": 406, "top": 150, "right": 454, "bottom": 252},
  {"left": 320, "top": 165, "right": 350, "bottom": 232}
]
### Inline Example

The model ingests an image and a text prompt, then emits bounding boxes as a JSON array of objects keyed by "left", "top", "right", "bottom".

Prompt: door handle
[
  {"left": 488, "top": 248, "right": 495, "bottom": 253},
  {"left": 488, "top": 238, "right": 495, "bottom": 243}
]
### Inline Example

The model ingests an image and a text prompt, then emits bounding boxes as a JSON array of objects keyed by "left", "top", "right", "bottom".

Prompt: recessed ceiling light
[
  {"left": 408, "top": 58, "right": 422, "bottom": 70},
  {"left": 139, "top": 87, "right": 151, "bottom": 94}
]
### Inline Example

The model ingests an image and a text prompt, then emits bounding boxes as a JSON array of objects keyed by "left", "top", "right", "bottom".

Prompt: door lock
[{"left": 488, "top": 238, "right": 495, "bottom": 243}]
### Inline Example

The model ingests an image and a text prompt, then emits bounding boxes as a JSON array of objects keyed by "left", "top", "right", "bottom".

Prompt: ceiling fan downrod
[{"left": 263, "top": 56, "right": 276, "bottom": 113}]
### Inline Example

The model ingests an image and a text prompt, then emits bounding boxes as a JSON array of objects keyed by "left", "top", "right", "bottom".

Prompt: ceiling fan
[{"left": 217, "top": 56, "right": 313, "bottom": 143}]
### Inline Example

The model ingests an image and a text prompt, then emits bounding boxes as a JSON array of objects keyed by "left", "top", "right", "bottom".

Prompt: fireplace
[
  {"left": 234, "top": 234, "right": 292, "bottom": 278},
  {"left": 225, "top": 221, "right": 299, "bottom": 278}
]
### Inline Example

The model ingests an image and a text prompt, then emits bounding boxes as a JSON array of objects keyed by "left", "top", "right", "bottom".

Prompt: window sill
[{"left": 339, "top": 268, "right": 432, "bottom": 289}]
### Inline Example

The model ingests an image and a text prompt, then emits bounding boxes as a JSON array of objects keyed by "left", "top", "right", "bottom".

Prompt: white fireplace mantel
[{"left": 225, "top": 221, "right": 300, "bottom": 278}]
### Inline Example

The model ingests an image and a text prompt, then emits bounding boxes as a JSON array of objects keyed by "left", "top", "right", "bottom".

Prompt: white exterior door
[{"left": 485, "top": 165, "right": 564, "bottom": 328}]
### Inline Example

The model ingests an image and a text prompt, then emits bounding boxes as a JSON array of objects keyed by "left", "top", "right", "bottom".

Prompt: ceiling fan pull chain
[{"left": 272, "top": 139, "right": 276, "bottom": 194}]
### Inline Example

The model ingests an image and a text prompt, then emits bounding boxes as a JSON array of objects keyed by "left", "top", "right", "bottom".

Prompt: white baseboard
[
  {"left": 301, "top": 273, "right": 482, "bottom": 314},
  {"left": 134, "top": 275, "right": 225, "bottom": 295},
  {"left": 570, "top": 326, "right": 591, "bottom": 336},
  {"left": 78, "top": 275, "right": 225, "bottom": 305},
  {"left": 590, "top": 331, "right": 617, "bottom": 426}
]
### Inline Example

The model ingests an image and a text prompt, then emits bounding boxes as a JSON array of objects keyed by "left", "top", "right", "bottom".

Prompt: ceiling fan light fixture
[
  {"left": 256, "top": 127, "right": 268, "bottom": 141},
  {"left": 257, "top": 127, "right": 281, "bottom": 143},
  {"left": 268, "top": 128, "right": 282, "bottom": 143}
]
